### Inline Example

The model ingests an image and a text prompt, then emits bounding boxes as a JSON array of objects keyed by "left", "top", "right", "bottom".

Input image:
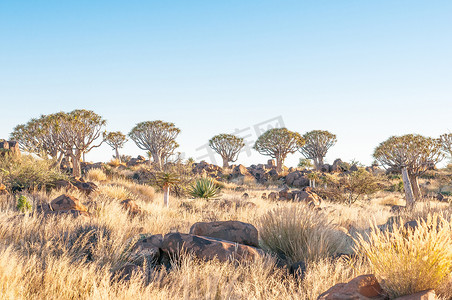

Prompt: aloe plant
[{"left": 190, "top": 178, "right": 220, "bottom": 199}]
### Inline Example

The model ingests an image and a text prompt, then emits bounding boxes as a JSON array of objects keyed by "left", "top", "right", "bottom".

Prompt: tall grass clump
[
  {"left": 356, "top": 214, "right": 452, "bottom": 298},
  {"left": 85, "top": 168, "right": 108, "bottom": 182},
  {"left": 0, "top": 155, "right": 68, "bottom": 192},
  {"left": 190, "top": 178, "right": 220, "bottom": 199},
  {"left": 258, "top": 205, "right": 349, "bottom": 264}
]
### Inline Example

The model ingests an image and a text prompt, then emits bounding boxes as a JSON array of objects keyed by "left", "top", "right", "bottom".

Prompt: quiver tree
[
  {"left": 10, "top": 115, "right": 65, "bottom": 165},
  {"left": 299, "top": 130, "right": 337, "bottom": 170},
  {"left": 58, "top": 110, "right": 106, "bottom": 177},
  {"left": 129, "top": 120, "right": 180, "bottom": 170},
  {"left": 103, "top": 131, "right": 128, "bottom": 162},
  {"left": 10, "top": 110, "right": 106, "bottom": 177},
  {"left": 209, "top": 134, "right": 245, "bottom": 168},
  {"left": 253, "top": 128, "right": 305, "bottom": 173},
  {"left": 373, "top": 134, "right": 443, "bottom": 206},
  {"left": 440, "top": 133, "right": 452, "bottom": 158}
]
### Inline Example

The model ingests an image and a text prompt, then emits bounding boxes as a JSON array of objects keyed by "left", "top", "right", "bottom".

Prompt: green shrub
[
  {"left": 0, "top": 155, "right": 68, "bottom": 192},
  {"left": 16, "top": 195, "right": 32, "bottom": 213},
  {"left": 258, "top": 205, "right": 348, "bottom": 264},
  {"left": 189, "top": 178, "right": 220, "bottom": 199}
]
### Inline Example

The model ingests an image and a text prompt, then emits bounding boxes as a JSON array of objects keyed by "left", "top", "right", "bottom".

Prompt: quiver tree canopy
[
  {"left": 209, "top": 134, "right": 245, "bottom": 168},
  {"left": 129, "top": 120, "right": 180, "bottom": 169},
  {"left": 253, "top": 128, "right": 305, "bottom": 172},
  {"left": 299, "top": 130, "right": 337, "bottom": 170}
]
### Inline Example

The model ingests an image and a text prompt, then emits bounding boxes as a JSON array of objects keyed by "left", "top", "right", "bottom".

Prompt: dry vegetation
[{"left": 0, "top": 155, "right": 452, "bottom": 299}]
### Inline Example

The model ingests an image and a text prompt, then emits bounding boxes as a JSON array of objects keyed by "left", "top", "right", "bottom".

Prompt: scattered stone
[
  {"left": 261, "top": 193, "right": 267, "bottom": 199},
  {"left": 403, "top": 220, "right": 419, "bottom": 231},
  {"left": 73, "top": 179, "right": 98, "bottom": 195},
  {"left": 390, "top": 205, "right": 406, "bottom": 213},
  {"left": 235, "top": 186, "right": 246, "bottom": 192},
  {"left": 232, "top": 164, "right": 250, "bottom": 176},
  {"left": 242, "top": 193, "right": 249, "bottom": 199},
  {"left": 436, "top": 193, "right": 449, "bottom": 203},
  {"left": 318, "top": 274, "right": 385, "bottom": 300},
  {"left": 189, "top": 220, "right": 259, "bottom": 247},
  {"left": 54, "top": 179, "right": 76, "bottom": 191}
]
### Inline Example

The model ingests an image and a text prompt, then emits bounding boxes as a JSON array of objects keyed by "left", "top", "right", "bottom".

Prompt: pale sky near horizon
[{"left": 1, "top": 1, "right": 451, "bottom": 167}]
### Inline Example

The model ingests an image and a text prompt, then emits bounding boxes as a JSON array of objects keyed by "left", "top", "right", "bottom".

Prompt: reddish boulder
[
  {"left": 394, "top": 290, "right": 437, "bottom": 300},
  {"left": 51, "top": 194, "right": 87, "bottom": 212},
  {"left": 318, "top": 274, "right": 385, "bottom": 300}
]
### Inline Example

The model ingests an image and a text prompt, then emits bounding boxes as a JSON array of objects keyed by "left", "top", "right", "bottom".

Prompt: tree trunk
[
  {"left": 163, "top": 184, "right": 169, "bottom": 208},
  {"left": 71, "top": 151, "right": 82, "bottom": 178},
  {"left": 318, "top": 157, "right": 324, "bottom": 170},
  {"left": 222, "top": 156, "right": 229, "bottom": 168},
  {"left": 401, "top": 167, "right": 415, "bottom": 208},
  {"left": 409, "top": 173, "right": 422, "bottom": 201},
  {"left": 276, "top": 157, "right": 283, "bottom": 173},
  {"left": 152, "top": 153, "right": 162, "bottom": 170},
  {"left": 115, "top": 148, "right": 121, "bottom": 163}
]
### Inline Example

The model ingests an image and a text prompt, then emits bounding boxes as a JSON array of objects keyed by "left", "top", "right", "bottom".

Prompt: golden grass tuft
[
  {"left": 258, "top": 204, "right": 350, "bottom": 263},
  {"left": 356, "top": 214, "right": 452, "bottom": 298}
]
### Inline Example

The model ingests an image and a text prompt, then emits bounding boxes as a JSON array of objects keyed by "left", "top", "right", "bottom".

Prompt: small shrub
[
  {"left": 85, "top": 168, "right": 107, "bottom": 182},
  {"left": 190, "top": 178, "right": 220, "bottom": 199},
  {"left": 16, "top": 195, "right": 32, "bottom": 213},
  {"left": 99, "top": 185, "right": 132, "bottom": 200},
  {"left": 340, "top": 169, "right": 381, "bottom": 204},
  {"left": 356, "top": 214, "right": 452, "bottom": 298},
  {"left": 258, "top": 205, "right": 348, "bottom": 264}
]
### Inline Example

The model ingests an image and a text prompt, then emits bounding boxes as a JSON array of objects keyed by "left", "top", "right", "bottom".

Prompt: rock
[
  {"left": 73, "top": 179, "right": 98, "bottom": 195},
  {"left": 261, "top": 193, "right": 267, "bottom": 199},
  {"left": 267, "top": 159, "right": 276, "bottom": 167},
  {"left": 112, "top": 263, "right": 142, "bottom": 281},
  {"left": 0, "top": 140, "right": 20, "bottom": 157},
  {"left": 268, "top": 192, "right": 278, "bottom": 201},
  {"left": 242, "top": 193, "right": 249, "bottom": 199},
  {"left": 321, "top": 164, "right": 332, "bottom": 173},
  {"left": 390, "top": 205, "right": 406, "bottom": 213},
  {"left": 131, "top": 234, "right": 163, "bottom": 265},
  {"left": 331, "top": 159, "right": 344, "bottom": 172},
  {"left": 318, "top": 274, "right": 385, "bottom": 300},
  {"left": 293, "top": 177, "right": 309, "bottom": 188},
  {"left": 403, "top": 220, "right": 418, "bottom": 231},
  {"left": 50, "top": 194, "right": 87, "bottom": 212},
  {"left": 36, "top": 203, "right": 52, "bottom": 213},
  {"left": 241, "top": 202, "right": 257, "bottom": 209},
  {"left": 189, "top": 220, "right": 259, "bottom": 247},
  {"left": 279, "top": 187, "right": 291, "bottom": 200},
  {"left": 232, "top": 164, "right": 250, "bottom": 176},
  {"left": 436, "top": 193, "right": 449, "bottom": 203},
  {"left": 394, "top": 290, "right": 437, "bottom": 300},
  {"left": 235, "top": 186, "right": 246, "bottom": 192},
  {"left": 120, "top": 199, "right": 142, "bottom": 215},
  {"left": 350, "top": 164, "right": 359, "bottom": 172},
  {"left": 161, "top": 233, "right": 262, "bottom": 262},
  {"left": 53, "top": 179, "right": 76, "bottom": 191},
  {"left": 290, "top": 261, "right": 306, "bottom": 279}
]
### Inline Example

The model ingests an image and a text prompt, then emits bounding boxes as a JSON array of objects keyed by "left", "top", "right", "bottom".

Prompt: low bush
[
  {"left": 85, "top": 168, "right": 107, "bottom": 182},
  {"left": 0, "top": 155, "right": 68, "bottom": 193}
]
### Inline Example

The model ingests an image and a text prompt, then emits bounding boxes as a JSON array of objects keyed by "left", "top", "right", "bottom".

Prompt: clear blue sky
[{"left": 1, "top": 0, "right": 451, "bottom": 167}]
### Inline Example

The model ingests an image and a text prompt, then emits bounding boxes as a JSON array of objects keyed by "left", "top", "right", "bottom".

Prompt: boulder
[
  {"left": 232, "top": 164, "right": 250, "bottom": 176},
  {"left": 321, "top": 164, "right": 332, "bottom": 173},
  {"left": 112, "top": 263, "right": 142, "bottom": 281},
  {"left": 261, "top": 193, "right": 267, "bottom": 199},
  {"left": 318, "top": 274, "right": 385, "bottom": 300},
  {"left": 242, "top": 193, "right": 249, "bottom": 199},
  {"left": 50, "top": 194, "right": 87, "bottom": 212},
  {"left": 279, "top": 187, "right": 291, "bottom": 200},
  {"left": 161, "top": 233, "right": 262, "bottom": 262},
  {"left": 350, "top": 164, "right": 359, "bottom": 172},
  {"left": 290, "top": 261, "right": 306, "bottom": 279},
  {"left": 0, "top": 140, "right": 20, "bottom": 157},
  {"left": 331, "top": 159, "right": 344, "bottom": 172},
  {"left": 267, "top": 159, "right": 276, "bottom": 168},
  {"left": 268, "top": 192, "right": 278, "bottom": 201},
  {"left": 132, "top": 233, "right": 263, "bottom": 265},
  {"left": 73, "top": 179, "right": 98, "bottom": 195},
  {"left": 54, "top": 179, "right": 76, "bottom": 191},
  {"left": 120, "top": 199, "right": 142, "bottom": 215},
  {"left": 44, "top": 209, "right": 91, "bottom": 219},
  {"left": 189, "top": 220, "right": 259, "bottom": 247},
  {"left": 394, "top": 290, "right": 437, "bottom": 300}
]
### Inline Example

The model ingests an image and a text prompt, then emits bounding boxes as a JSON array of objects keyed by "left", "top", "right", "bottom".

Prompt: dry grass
[
  {"left": 1, "top": 165, "right": 451, "bottom": 299},
  {"left": 85, "top": 168, "right": 108, "bottom": 182},
  {"left": 356, "top": 214, "right": 452, "bottom": 298},
  {"left": 258, "top": 204, "right": 350, "bottom": 263}
]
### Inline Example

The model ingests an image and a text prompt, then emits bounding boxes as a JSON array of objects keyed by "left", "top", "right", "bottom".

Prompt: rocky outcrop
[
  {"left": 51, "top": 194, "right": 87, "bottom": 211},
  {"left": 0, "top": 140, "right": 20, "bottom": 157},
  {"left": 189, "top": 220, "right": 259, "bottom": 247}
]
